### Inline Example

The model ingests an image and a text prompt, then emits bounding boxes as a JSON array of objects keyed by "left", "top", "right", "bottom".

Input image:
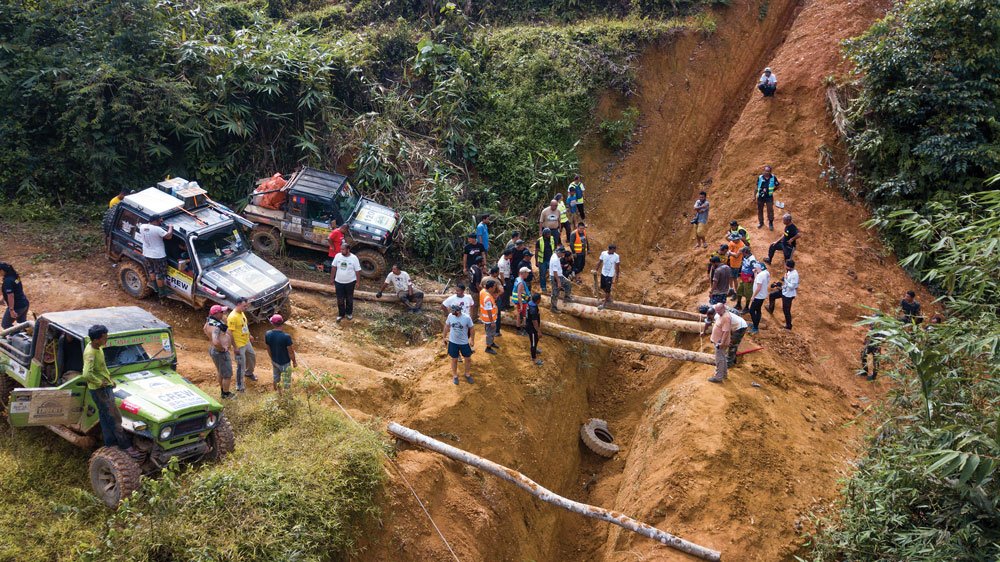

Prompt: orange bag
[{"left": 254, "top": 173, "right": 287, "bottom": 209}]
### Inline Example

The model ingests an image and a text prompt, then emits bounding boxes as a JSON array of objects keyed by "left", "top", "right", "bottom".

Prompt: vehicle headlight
[
  {"left": 206, "top": 413, "right": 217, "bottom": 428},
  {"left": 159, "top": 425, "right": 173, "bottom": 440}
]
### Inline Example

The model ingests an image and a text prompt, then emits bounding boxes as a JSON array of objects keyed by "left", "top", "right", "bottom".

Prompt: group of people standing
[{"left": 203, "top": 300, "right": 297, "bottom": 397}]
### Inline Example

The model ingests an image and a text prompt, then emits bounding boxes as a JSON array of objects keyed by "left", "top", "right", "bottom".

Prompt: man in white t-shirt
[
  {"left": 139, "top": 216, "right": 174, "bottom": 297},
  {"left": 726, "top": 308, "right": 749, "bottom": 367},
  {"left": 748, "top": 261, "right": 770, "bottom": 334},
  {"left": 767, "top": 259, "right": 799, "bottom": 330},
  {"left": 757, "top": 67, "right": 777, "bottom": 97},
  {"left": 596, "top": 244, "right": 621, "bottom": 309},
  {"left": 441, "top": 283, "right": 474, "bottom": 319},
  {"left": 377, "top": 264, "right": 424, "bottom": 311},
  {"left": 331, "top": 244, "right": 362, "bottom": 322},
  {"left": 548, "top": 247, "right": 572, "bottom": 312}
]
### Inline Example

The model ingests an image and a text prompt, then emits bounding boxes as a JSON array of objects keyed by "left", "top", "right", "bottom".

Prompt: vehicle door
[
  {"left": 161, "top": 237, "right": 196, "bottom": 299},
  {"left": 110, "top": 207, "right": 147, "bottom": 259}
]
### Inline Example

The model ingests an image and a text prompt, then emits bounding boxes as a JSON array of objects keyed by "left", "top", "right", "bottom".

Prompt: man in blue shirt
[
  {"left": 476, "top": 214, "right": 491, "bottom": 258},
  {"left": 264, "top": 314, "right": 297, "bottom": 392}
]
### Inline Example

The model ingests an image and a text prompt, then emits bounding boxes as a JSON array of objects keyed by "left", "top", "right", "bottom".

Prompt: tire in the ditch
[
  {"left": 354, "top": 249, "right": 387, "bottom": 280},
  {"left": 89, "top": 446, "right": 143, "bottom": 508},
  {"left": 250, "top": 226, "right": 282, "bottom": 255},
  {"left": 204, "top": 414, "right": 235, "bottom": 462},
  {"left": 118, "top": 260, "right": 153, "bottom": 299},
  {"left": 580, "top": 418, "right": 620, "bottom": 458}
]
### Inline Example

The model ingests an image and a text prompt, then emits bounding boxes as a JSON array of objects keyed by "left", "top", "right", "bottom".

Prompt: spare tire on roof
[{"left": 580, "top": 418, "right": 620, "bottom": 458}]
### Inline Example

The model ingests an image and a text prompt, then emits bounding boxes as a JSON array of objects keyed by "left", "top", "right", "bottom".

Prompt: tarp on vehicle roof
[
  {"left": 286, "top": 167, "right": 349, "bottom": 203},
  {"left": 43, "top": 307, "right": 170, "bottom": 339}
]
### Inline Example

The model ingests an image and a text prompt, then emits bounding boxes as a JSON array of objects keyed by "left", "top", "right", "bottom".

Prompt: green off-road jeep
[{"left": 0, "top": 307, "right": 234, "bottom": 507}]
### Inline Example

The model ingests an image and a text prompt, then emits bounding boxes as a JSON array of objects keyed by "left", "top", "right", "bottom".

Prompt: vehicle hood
[
  {"left": 199, "top": 253, "right": 289, "bottom": 300},
  {"left": 113, "top": 369, "right": 221, "bottom": 423},
  {"left": 351, "top": 199, "right": 398, "bottom": 236}
]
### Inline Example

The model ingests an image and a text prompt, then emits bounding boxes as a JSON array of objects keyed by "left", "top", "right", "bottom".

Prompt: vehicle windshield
[
  {"left": 336, "top": 182, "right": 360, "bottom": 222},
  {"left": 194, "top": 226, "right": 248, "bottom": 268},
  {"left": 104, "top": 331, "right": 174, "bottom": 368}
]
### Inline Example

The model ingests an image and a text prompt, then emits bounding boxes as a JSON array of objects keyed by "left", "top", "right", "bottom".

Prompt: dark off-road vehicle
[
  {"left": 243, "top": 167, "right": 400, "bottom": 279},
  {"left": 105, "top": 178, "right": 291, "bottom": 322},
  {"left": 0, "top": 307, "right": 233, "bottom": 507}
]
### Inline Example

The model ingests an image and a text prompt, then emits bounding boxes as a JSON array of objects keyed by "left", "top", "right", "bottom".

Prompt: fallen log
[
  {"left": 388, "top": 422, "right": 722, "bottom": 561},
  {"left": 512, "top": 317, "right": 715, "bottom": 365},
  {"left": 542, "top": 293, "right": 701, "bottom": 321},
  {"left": 290, "top": 278, "right": 447, "bottom": 303}
]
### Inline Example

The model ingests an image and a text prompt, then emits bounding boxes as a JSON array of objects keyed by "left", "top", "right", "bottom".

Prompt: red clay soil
[{"left": 0, "top": 0, "right": 936, "bottom": 559}]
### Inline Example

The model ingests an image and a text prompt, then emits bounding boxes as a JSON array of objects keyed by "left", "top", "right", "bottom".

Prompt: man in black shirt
[
  {"left": 515, "top": 248, "right": 534, "bottom": 291},
  {"left": 264, "top": 314, "right": 297, "bottom": 392},
  {"left": 525, "top": 293, "right": 543, "bottom": 366},
  {"left": 899, "top": 291, "right": 922, "bottom": 324},
  {"left": 766, "top": 214, "right": 801, "bottom": 264},
  {"left": 468, "top": 254, "right": 484, "bottom": 294},
  {"left": 462, "top": 233, "right": 485, "bottom": 272},
  {"left": 0, "top": 262, "right": 29, "bottom": 329}
]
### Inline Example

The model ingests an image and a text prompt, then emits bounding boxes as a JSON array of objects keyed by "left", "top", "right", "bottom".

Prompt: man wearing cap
[
  {"left": 535, "top": 228, "right": 557, "bottom": 292},
  {"left": 568, "top": 222, "right": 589, "bottom": 275},
  {"left": 708, "top": 303, "right": 732, "bottom": 383},
  {"left": 139, "top": 216, "right": 174, "bottom": 298},
  {"left": 725, "top": 232, "right": 746, "bottom": 294},
  {"left": 462, "top": 232, "right": 485, "bottom": 273},
  {"left": 378, "top": 264, "right": 424, "bottom": 312},
  {"left": 513, "top": 243, "right": 534, "bottom": 290},
  {"left": 332, "top": 243, "right": 362, "bottom": 321},
  {"left": 766, "top": 213, "right": 801, "bottom": 264},
  {"left": 734, "top": 246, "right": 757, "bottom": 312},
  {"left": 539, "top": 200, "right": 562, "bottom": 245},
  {"left": 549, "top": 247, "right": 572, "bottom": 312},
  {"left": 727, "top": 219, "right": 750, "bottom": 248},
  {"left": 596, "top": 244, "right": 620, "bottom": 309},
  {"left": 204, "top": 305, "right": 234, "bottom": 399},
  {"left": 758, "top": 67, "right": 777, "bottom": 97},
  {"left": 444, "top": 303, "right": 475, "bottom": 385},
  {"left": 264, "top": 314, "right": 296, "bottom": 392},
  {"left": 512, "top": 267, "right": 531, "bottom": 333},
  {"left": 480, "top": 280, "right": 499, "bottom": 355},
  {"left": 227, "top": 297, "right": 257, "bottom": 391},
  {"left": 748, "top": 261, "right": 770, "bottom": 334}
]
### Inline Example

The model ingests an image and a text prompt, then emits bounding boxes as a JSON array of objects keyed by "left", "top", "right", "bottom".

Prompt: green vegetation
[
  {"left": 0, "top": 0, "right": 709, "bottom": 268},
  {"left": 599, "top": 106, "right": 641, "bottom": 149},
  {"left": 806, "top": 188, "right": 1000, "bottom": 561},
  {"left": 0, "top": 393, "right": 386, "bottom": 561}
]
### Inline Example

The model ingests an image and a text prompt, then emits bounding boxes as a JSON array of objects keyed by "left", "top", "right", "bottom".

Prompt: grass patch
[{"left": 0, "top": 393, "right": 387, "bottom": 561}]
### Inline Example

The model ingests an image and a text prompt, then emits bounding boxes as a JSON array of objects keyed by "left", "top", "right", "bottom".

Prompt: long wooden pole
[
  {"left": 387, "top": 422, "right": 722, "bottom": 561},
  {"left": 542, "top": 293, "right": 701, "bottom": 321}
]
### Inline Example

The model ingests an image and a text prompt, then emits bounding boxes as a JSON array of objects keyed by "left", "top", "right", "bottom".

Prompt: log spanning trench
[
  {"left": 289, "top": 279, "right": 705, "bottom": 333},
  {"left": 289, "top": 279, "right": 714, "bottom": 365},
  {"left": 388, "top": 422, "right": 723, "bottom": 561}
]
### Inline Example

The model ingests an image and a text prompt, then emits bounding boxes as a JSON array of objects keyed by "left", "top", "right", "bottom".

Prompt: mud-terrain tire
[
  {"left": 118, "top": 260, "right": 152, "bottom": 299},
  {"left": 580, "top": 418, "right": 620, "bottom": 458},
  {"left": 101, "top": 206, "right": 116, "bottom": 236},
  {"left": 0, "top": 373, "right": 21, "bottom": 416},
  {"left": 250, "top": 227, "right": 282, "bottom": 255},
  {"left": 355, "top": 249, "right": 387, "bottom": 280},
  {"left": 277, "top": 298, "right": 293, "bottom": 321},
  {"left": 204, "top": 414, "right": 235, "bottom": 462},
  {"left": 89, "top": 446, "right": 142, "bottom": 508}
]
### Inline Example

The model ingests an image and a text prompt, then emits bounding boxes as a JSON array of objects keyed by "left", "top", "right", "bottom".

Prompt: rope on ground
[{"left": 299, "top": 364, "right": 462, "bottom": 562}]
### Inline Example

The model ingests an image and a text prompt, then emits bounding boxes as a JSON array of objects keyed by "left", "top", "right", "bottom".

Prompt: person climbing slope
[{"left": 755, "top": 165, "right": 780, "bottom": 230}]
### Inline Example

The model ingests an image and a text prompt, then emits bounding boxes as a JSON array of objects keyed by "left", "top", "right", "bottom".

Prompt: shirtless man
[{"left": 204, "top": 304, "right": 234, "bottom": 398}]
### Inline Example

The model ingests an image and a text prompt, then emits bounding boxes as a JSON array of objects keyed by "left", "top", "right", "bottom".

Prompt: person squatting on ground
[
  {"left": 708, "top": 303, "right": 731, "bottom": 383},
  {"left": 377, "top": 264, "right": 425, "bottom": 311},
  {"left": 734, "top": 246, "right": 757, "bottom": 311},
  {"left": 539, "top": 200, "right": 563, "bottom": 245},
  {"left": 767, "top": 214, "right": 801, "bottom": 264},
  {"left": 444, "top": 304, "right": 474, "bottom": 385},
  {"left": 859, "top": 319, "right": 881, "bottom": 381},
  {"left": 692, "top": 192, "right": 710, "bottom": 248},
  {"left": 264, "top": 314, "right": 296, "bottom": 392},
  {"left": 767, "top": 259, "right": 799, "bottom": 330},
  {"left": 139, "top": 216, "right": 174, "bottom": 298},
  {"left": 0, "top": 262, "right": 29, "bottom": 329},
  {"left": 758, "top": 66, "right": 777, "bottom": 97},
  {"left": 332, "top": 243, "right": 362, "bottom": 321},
  {"left": 549, "top": 247, "right": 573, "bottom": 312},
  {"left": 709, "top": 256, "right": 732, "bottom": 305},
  {"left": 480, "top": 280, "right": 499, "bottom": 355},
  {"left": 535, "top": 228, "right": 557, "bottom": 292},
  {"left": 755, "top": 165, "right": 780, "bottom": 230},
  {"left": 597, "top": 244, "right": 620, "bottom": 309},
  {"left": 227, "top": 297, "right": 257, "bottom": 391},
  {"left": 748, "top": 261, "right": 770, "bottom": 334},
  {"left": 513, "top": 267, "right": 531, "bottom": 333},
  {"left": 203, "top": 304, "right": 234, "bottom": 399},
  {"left": 526, "top": 293, "right": 543, "bottom": 366},
  {"left": 568, "top": 175, "right": 586, "bottom": 220},
  {"left": 568, "top": 222, "right": 589, "bottom": 276},
  {"left": 82, "top": 324, "right": 143, "bottom": 459}
]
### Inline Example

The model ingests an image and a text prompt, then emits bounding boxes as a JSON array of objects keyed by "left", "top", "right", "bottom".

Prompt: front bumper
[{"left": 247, "top": 282, "right": 291, "bottom": 322}]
